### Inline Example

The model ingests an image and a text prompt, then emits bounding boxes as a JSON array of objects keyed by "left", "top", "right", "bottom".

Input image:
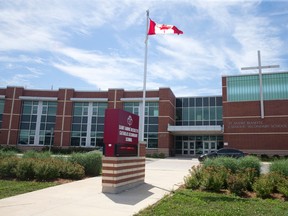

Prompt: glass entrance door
[
  {"left": 182, "top": 141, "right": 196, "bottom": 156},
  {"left": 203, "top": 141, "right": 217, "bottom": 154}
]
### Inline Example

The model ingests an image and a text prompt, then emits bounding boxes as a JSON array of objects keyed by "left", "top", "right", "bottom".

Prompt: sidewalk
[{"left": 0, "top": 158, "right": 198, "bottom": 216}]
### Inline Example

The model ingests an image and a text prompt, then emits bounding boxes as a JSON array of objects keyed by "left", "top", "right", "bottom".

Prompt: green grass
[
  {"left": 135, "top": 189, "right": 288, "bottom": 216},
  {"left": 0, "top": 180, "right": 58, "bottom": 199}
]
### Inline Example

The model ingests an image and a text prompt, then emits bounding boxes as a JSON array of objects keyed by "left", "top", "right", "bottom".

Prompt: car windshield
[{"left": 218, "top": 149, "right": 240, "bottom": 153}]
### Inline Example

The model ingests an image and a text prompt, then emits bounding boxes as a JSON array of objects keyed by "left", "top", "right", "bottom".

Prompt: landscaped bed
[
  {"left": 0, "top": 150, "right": 102, "bottom": 182},
  {"left": 136, "top": 156, "right": 288, "bottom": 215},
  {"left": 135, "top": 189, "right": 288, "bottom": 216}
]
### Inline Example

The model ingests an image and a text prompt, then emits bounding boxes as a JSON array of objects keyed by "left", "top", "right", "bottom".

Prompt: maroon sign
[{"left": 104, "top": 109, "right": 139, "bottom": 157}]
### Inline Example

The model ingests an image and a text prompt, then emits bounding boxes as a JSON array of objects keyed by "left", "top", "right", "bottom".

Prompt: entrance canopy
[{"left": 168, "top": 125, "right": 223, "bottom": 135}]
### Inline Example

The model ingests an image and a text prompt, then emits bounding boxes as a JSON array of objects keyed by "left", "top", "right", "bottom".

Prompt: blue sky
[{"left": 0, "top": 0, "right": 287, "bottom": 96}]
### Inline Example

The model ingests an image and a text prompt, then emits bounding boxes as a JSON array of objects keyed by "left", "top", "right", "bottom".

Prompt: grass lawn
[
  {"left": 135, "top": 189, "right": 288, "bottom": 216},
  {"left": 0, "top": 180, "right": 58, "bottom": 199}
]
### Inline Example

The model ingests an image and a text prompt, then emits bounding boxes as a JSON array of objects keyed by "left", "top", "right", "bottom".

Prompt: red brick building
[
  {"left": 0, "top": 87, "right": 176, "bottom": 156},
  {"left": 1, "top": 71, "right": 287, "bottom": 156},
  {"left": 222, "top": 71, "right": 288, "bottom": 155}
]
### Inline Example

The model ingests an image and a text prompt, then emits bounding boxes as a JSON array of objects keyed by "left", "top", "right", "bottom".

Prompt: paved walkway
[{"left": 0, "top": 158, "right": 198, "bottom": 216}]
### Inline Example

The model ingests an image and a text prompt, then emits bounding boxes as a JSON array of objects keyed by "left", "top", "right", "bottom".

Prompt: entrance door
[
  {"left": 182, "top": 141, "right": 196, "bottom": 156},
  {"left": 203, "top": 141, "right": 217, "bottom": 154}
]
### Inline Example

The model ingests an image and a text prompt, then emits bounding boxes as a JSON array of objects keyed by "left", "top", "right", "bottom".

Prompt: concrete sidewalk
[{"left": 0, "top": 158, "right": 198, "bottom": 216}]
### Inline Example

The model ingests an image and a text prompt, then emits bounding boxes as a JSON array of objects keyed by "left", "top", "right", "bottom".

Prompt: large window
[
  {"left": 0, "top": 99, "right": 4, "bottom": 128},
  {"left": 70, "top": 102, "right": 107, "bottom": 147},
  {"left": 18, "top": 101, "right": 57, "bottom": 145},
  {"left": 176, "top": 96, "right": 222, "bottom": 126},
  {"left": 227, "top": 72, "right": 288, "bottom": 102},
  {"left": 124, "top": 102, "right": 159, "bottom": 149}
]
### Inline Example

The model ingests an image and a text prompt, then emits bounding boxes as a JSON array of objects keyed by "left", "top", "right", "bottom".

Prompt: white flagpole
[{"left": 141, "top": 10, "right": 149, "bottom": 142}]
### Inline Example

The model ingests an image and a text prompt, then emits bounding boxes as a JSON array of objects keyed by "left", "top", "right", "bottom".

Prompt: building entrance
[
  {"left": 181, "top": 140, "right": 218, "bottom": 156},
  {"left": 176, "top": 135, "right": 223, "bottom": 156},
  {"left": 203, "top": 141, "right": 217, "bottom": 154},
  {"left": 182, "top": 141, "right": 195, "bottom": 155}
]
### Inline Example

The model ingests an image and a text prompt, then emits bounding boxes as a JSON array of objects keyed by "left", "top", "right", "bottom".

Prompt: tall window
[
  {"left": 71, "top": 102, "right": 107, "bottom": 147},
  {"left": 176, "top": 96, "right": 222, "bottom": 126},
  {"left": 0, "top": 99, "right": 4, "bottom": 128},
  {"left": 18, "top": 101, "right": 57, "bottom": 145},
  {"left": 124, "top": 102, "right": 159, "bottom": 149}
]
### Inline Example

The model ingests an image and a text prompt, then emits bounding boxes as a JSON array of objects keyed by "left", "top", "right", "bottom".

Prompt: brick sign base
[{"left": 102, "top": 142, "right": 146, "bottom": 194}]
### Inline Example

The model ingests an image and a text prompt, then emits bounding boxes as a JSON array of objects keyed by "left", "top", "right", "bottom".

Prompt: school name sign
[{"left": 103, "top": 109, "right": 139, "bottom": 157}]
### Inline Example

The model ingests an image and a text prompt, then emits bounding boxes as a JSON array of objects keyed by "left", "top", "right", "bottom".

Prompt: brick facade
[
  {"left": 222, "top": 76, "right": 288, "bottom": 155},
  {"left": 0, "top": 87, "right": 175, "bottom": 156}
]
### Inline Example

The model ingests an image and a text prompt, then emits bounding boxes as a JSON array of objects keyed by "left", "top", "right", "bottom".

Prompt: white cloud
[
  {"left": 0, "top": 0, "right": 287, "bottom": 96},
  {"left": 52, "top": 46, "right": 144, "bottom": 90}
]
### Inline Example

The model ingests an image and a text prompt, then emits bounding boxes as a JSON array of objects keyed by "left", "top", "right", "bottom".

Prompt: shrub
[
  {"left": 243, "top": 168, "right": 258, "bottom": 191},
  {"left": 68, "top": 152, "right": 102, "bottom": 176},
  {"left": 43, "top": 146, "right": 98, "bottom": 155},
  {"left": 60, "top": 162, "right": 85, "bottom": 180},
  {"left": 227, "top": 168, "right": 257, "bottom": 195},
  {"left": 0, "top": 146, "right": 21, "bottom": 153},
  {"left": 0, "top": 157, "right": 19, "bottom": 178},
  {"left": 203, "top": 157, "right": 238, "bottom": 173},
  {"left": 277, "top": 177, "right": 288, "bottom": 197},
  {"left": 15, "top": 158, "right": 36, "bottom": 180},
  {"left": 146, "top": 153, "right": 165, "bottom": 158},
  {"left": 227, "top": 172, "right": 247, "bottom": 196},
  {"left": 22, "top": 150, "right": 52, "bottom": 159},
  {"left": 270, "top": 159, "right": 288, "bottom": 177},
  {"left": 260, "top": 154, "right": 270, "bottom": 161},
  {"left": 266, "top": 172, "right": 285, "bottom": 193},
  {"left": 0, "top": 150, "right": 17, "bottom": 159},
  {"left": 184, "top": 165, "right": 203, "bottom": 189},
  {"left": 34, "top": 159, "right": 61, "bottom": 181},
  {"left": 253, "top": 174, "right": 274, "bottom": 198},
  {"left": 238, "top": 156, "right": 261, "bottom": 177},
  {"left": 200, "top": 166, "right": 229, "bottom": 192}
]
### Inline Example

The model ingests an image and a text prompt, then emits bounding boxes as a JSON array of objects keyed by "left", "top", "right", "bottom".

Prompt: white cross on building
[{"left": 241, "top": 50, "right": 280, "bottom": 119}]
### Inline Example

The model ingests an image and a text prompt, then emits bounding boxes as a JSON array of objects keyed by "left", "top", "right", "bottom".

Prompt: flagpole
[{"left": 141, "top": 10, "right": 149, "bottom": 142}]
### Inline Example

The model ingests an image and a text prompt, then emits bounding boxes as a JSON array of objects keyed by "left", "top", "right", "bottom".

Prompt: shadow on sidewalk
[{"left": 103, "top": 183, "right": 156, "bottom": 205}]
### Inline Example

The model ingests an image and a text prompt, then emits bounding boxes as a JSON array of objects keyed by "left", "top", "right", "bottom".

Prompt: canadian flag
[{"left": 148, "top": 19, "right": 183, "bottom": 35}]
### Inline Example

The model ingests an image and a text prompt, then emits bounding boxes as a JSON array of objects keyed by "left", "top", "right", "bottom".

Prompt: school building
[{"left": 0, "top": 71, "right": 287, "bottom": 156}]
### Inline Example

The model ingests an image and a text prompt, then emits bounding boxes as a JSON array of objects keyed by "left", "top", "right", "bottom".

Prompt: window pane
[
  {"left": 74, "top": 107, "right": 82, "bottom": 115},
  {"left": 203, "top": 107, "right": 209, "bottom": 120},
  {"left": 98, "top": 107, "right": 106, "bottom": 116},
  {"left": 23, "top": 105, "right": 32, "bottom": 114},
  {"left": 196, "top": 108, "right": 202, "bottom": 120},
  {"left": 48, "top": 106, "right": 57, "bottom": 115},
  {"left": 182, "top": 108, "right": 188, "bottom": 120},
  {"left": 210, "top": 107, "right": 215, "bottom": 120},
  {"left": 216, "top": 107, "right": 222, "bottom": 120},
  {"left": 189, "top": 108, "right": 195, "bottom": 121},
  {"left": 196, "top": 98, "right": 202, "bottom": 107}
]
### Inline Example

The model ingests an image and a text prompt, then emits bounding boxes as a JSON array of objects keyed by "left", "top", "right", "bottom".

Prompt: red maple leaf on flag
[{"left": 159, "top": 25, "right": 171, "bottom": 31}]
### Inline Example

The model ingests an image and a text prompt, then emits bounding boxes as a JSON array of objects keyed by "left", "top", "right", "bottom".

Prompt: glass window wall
[
  {"left": 70, "top": 102, "right": 107, "bottom": 148},
  {"left": 124, "top": 102, "right": 159, "bottom": 149},
  {"left": 18, "top": 101, "right": 57, "bottom": 145},
  {"left": 227, "top": 72, "right": 288, "bottom": 102},
  {"left": 176, "top": 96, "right": 222, "bottom": 126}
]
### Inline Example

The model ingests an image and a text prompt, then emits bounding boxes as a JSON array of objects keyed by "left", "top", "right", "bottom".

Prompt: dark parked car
[{"left": 198, "top": 148, "right": 245, "bottom": 162}]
